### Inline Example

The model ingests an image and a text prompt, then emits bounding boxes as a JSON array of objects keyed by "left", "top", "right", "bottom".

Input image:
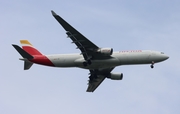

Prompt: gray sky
[{"left": 1, "top": 0, "right": 180, "bottom": 114}]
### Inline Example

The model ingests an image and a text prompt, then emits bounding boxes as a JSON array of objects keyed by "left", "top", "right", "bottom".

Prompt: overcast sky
[{"left": 1, "top": 0, "right": 180, "bottom": 114}]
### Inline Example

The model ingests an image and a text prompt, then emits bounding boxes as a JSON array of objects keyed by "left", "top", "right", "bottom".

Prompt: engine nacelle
[
  {"left": 107, "top": 73, "right": 123, "bottom": 80},
  {"left": 97, "top": 48, "right": 113, "bottom": 56}
]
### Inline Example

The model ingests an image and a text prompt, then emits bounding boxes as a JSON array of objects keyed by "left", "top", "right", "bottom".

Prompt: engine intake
[
  {"left": 97, "top": 48, "right": 113, "bottom": 56},
  {"left": 107, "top": 73, "right": 123, "bottom": 80}
]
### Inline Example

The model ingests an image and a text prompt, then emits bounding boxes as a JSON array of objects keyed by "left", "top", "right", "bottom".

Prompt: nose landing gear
[{"left": 150, "top": 61, "right": 154, "bottom": 68}]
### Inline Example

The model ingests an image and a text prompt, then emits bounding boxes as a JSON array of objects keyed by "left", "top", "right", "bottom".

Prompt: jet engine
[
  {"left": 107, "top": 73, "right": 123, "bottom": 80},
  {"left": 97, "top": 48, "right": 113, "bottom": 56}
]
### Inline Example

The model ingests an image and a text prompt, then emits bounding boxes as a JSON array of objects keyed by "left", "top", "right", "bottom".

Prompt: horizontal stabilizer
[
  {"left": 24, "top": 61, "right": 33, "bottom": 70},
  {"left": 12, "top": 44, "right": 34, "bottom": 59}
]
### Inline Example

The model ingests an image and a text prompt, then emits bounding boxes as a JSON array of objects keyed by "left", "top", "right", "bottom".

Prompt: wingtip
[{"left": 51, "top": 10, "right": 57, "bottom": 16}]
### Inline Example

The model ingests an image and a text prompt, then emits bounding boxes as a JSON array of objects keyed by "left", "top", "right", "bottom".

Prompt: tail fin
[
  {"left": 20, "top": 40, "right": 42, "bottom": 55},
  {"left": 12, "top": 44, "right": 34, "bottom": 70},
  {"left": 13, "top": 40, "right": 43, "bottom": 70}
]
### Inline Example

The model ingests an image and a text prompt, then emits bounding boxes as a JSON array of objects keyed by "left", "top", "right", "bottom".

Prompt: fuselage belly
[{"left": 43, "top": 50, "right": 168, "bottom": 69}]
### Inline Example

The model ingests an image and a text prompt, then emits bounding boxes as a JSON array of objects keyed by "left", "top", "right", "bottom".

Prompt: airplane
[{"left": 12, "top": 10, "right": 169, "bottom": 92}]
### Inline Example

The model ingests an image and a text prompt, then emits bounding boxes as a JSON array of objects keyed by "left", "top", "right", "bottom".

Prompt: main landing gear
[
  {"left": 83, "top": 59, "right": 92, "bottom": 67},
  {"left": 150, "top": 61, "right": 154, "bottom": 69}
]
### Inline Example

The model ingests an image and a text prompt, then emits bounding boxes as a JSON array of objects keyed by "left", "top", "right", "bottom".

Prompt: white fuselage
[{"left": 44, "top": 50, "right": 169, "bottom": 69}]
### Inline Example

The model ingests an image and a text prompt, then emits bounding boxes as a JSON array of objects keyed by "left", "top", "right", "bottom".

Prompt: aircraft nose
[
  {"left": 162, "top": 54, "right": 169, "bottom": 60},
  {"left": 150, "top": 51, "right": 169, "bottom": 62}
]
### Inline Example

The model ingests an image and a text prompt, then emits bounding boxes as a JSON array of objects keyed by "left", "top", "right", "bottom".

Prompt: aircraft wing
[
  {"left": 51, "top": 10, "right": 100, "bottom": 60},
  {"left": 87, "top": 74, "right": 106, "bottom": 92},
  {"left": 87, "top": 68, "right": 114, "bottom": 92},
  {"left": 51, "top": 10, "right": 114, "bottom": 92}
]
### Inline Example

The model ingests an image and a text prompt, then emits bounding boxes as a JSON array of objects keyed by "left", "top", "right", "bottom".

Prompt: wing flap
[
  {"left": 87, "top": 75, "right": 106, "bottom": 92},
  {"left": 86, "top": 68, "right": 114, "bottom": 92}
]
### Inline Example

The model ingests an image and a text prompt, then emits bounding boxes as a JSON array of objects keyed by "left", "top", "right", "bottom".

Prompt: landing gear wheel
[
  {"left": 150, "top": 65, "right": 154, "bottom": 69},
  {"left": 83, "top": 62, "right": 88, "bottom": 67},
  {"left": 87, "top": 60, "right": 92, "bottom": 65},
  {"left": 150, "top": 61, "right": 154, "bottom": 69}
]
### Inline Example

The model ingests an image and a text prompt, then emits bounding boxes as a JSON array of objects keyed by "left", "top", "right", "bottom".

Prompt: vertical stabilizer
[
  {"left": 20, "top": 40, "right": 42, "bottom": 55},
  {"left": 12, "top": 44, "right": 34, "bottom": 70}
]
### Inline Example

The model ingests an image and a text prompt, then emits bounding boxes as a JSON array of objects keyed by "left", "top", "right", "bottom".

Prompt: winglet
[
  {"left": 50, "top": 10, "right": 79, "bottom": 33},
  {"left": 51, "top": 10, "right": 57, "bottom": 16}
]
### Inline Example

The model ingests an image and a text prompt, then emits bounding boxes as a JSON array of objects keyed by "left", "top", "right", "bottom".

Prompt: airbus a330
[{"left": 12, "top": 10, "right": 169, "bottom": 92}]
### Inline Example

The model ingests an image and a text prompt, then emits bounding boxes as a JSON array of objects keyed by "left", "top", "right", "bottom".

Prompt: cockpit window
[{"left": 161, "top": 52, "right": 164, "bottom": 54}]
